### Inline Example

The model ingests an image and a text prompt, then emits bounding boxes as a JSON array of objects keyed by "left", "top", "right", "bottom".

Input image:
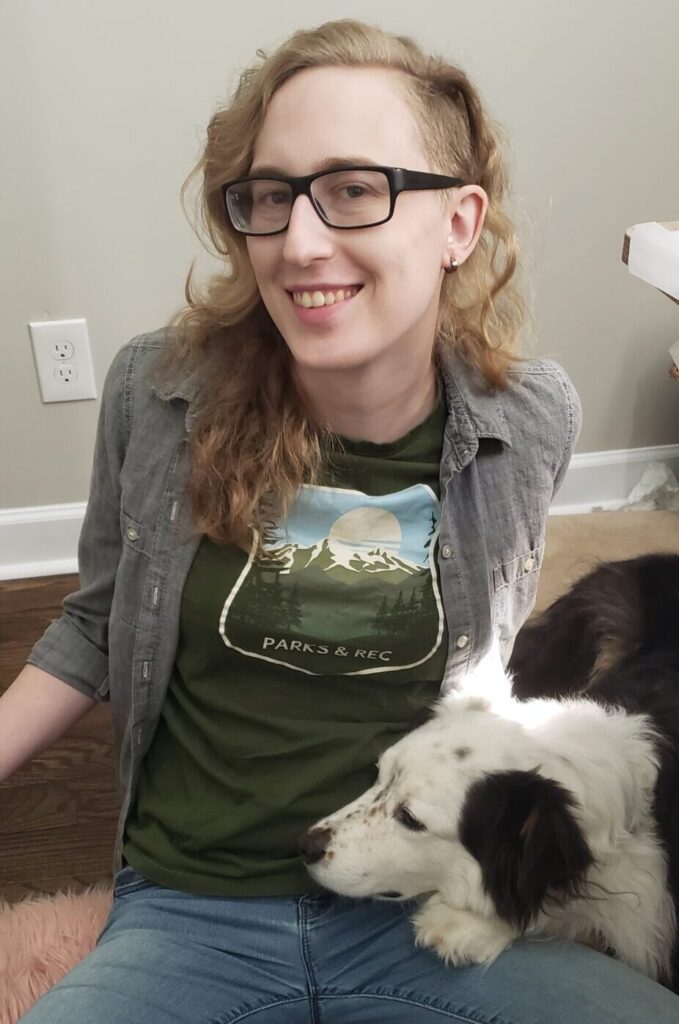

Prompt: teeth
[{"left": 293, "top": 287, "right": 358, "bottom": 308}]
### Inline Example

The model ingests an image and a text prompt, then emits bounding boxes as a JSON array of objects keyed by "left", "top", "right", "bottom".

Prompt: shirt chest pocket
[
  {"left": 492, "top": 540, "right": 545, "bottom": 656},
  {"left": 120, "top": 508, "right": 155, "bottom": 556},
  {"left": 112, "top": 509, "right": 156, "bottom": 629}
]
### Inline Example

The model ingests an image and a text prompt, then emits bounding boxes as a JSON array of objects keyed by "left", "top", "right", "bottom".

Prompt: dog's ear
[{"left": 459, "top": 769, "right": 594, "bottom": 931}]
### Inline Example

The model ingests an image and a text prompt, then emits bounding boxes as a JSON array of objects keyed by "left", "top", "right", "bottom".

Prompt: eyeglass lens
[{"left": 226, "top": 169, "right": 391, "bottom": 233}]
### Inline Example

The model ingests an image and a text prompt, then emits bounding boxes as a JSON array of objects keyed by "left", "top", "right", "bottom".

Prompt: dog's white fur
[{"left": 305, "top": 681, "right": 676, "bottom": 981}]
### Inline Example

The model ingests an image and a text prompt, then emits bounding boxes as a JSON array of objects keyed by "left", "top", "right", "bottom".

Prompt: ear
[
  {"left": 445, "top": 186, "right": 489, "bottom": 266},
  {"left": 459, "top": 769, "right": 594, "bottom": 931}
]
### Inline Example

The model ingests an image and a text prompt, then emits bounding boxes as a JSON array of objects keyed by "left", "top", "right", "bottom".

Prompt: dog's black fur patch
[
  {"left": 509, "top": 553, "right": 679, "bottom": 702},
  {"left": 508, "top": 552, "right": 679, "bottom": 990},
  {"left": 459, "top": 768, "right": 594, "bottom": 932}
]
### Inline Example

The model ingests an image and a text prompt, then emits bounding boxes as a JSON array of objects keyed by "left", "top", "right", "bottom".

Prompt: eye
[
  {"left": 257, "top": 190, "right": 290, "bottom": 206},
  {"left": 337, "top": 183, "right": 370, "bottom": 200},
  {"left": 394, "top": 804, "right": 426, "bottom": 832}
]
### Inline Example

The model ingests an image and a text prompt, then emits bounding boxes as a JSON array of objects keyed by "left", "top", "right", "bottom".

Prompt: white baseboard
[
  {"left": 2, "top": 444, "right": 679, "bottom": 581},
  {"left": 552, "top": 443, "right": 679, "bottom": 515},
  {"left": 0, "top": 503, "right": 84, "bottom": 581}
]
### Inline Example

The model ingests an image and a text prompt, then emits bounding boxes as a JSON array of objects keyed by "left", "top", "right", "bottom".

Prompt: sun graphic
[{"left": 328, "top": 507, "right": 402, "bottom": 556}]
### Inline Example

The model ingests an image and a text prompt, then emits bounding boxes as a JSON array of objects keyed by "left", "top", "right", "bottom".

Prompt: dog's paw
[{"left": 412, "top": 898, "right": 516, "bottom": 967}]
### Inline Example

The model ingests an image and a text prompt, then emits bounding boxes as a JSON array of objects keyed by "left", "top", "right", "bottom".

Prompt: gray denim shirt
[{"left": 26, "top": 328, "right": 581, "bottom": 872}]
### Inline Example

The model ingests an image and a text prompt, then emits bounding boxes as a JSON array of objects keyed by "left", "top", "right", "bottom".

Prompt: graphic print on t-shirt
[{"left": 219, "top": 483, "right": 444, "bottom": 675}]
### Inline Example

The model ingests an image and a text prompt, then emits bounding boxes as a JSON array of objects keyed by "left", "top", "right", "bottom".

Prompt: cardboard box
[{"left": 622, "top": 221, "right": 679, "bottom": 306}]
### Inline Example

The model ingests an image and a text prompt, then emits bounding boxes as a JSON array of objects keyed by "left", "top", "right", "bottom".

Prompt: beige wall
[{"left": 2, "top": 0, "right": 678, "bottom": 509}]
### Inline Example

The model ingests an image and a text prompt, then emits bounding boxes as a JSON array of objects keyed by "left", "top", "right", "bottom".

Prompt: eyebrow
[{"left": 248, "top": 156, "right": 382, "bottom": 177}]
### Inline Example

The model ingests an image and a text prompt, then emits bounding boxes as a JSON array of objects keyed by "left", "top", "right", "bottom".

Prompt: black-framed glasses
[{"left": 222, "top": 165, "right": 466, "bottom": 236}]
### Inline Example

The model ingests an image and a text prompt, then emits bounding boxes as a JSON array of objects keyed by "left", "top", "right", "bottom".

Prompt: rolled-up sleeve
[{"left": 25, "top": 342, "right": 133, "bottom": 702}]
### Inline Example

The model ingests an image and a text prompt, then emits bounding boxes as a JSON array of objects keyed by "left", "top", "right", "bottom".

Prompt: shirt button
[
  {"left": 456, "top": 634, "right": 469, "bottom": 649},
  {"left": 126, "top": 526, "right": 139, "bottom": 542},
  {"left": 523, "top": 556, "right": 535, "bottom": 571},
  {"left": 441, "top": 543, "right": 453, "bottom": 559}
]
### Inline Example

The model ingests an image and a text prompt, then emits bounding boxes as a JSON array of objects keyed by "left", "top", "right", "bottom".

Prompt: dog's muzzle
[{"left": 298, "top": 826, "right": 333, "bottom": 865}]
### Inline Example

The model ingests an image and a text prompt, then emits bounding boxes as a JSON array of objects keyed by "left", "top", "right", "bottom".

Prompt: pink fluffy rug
[{"left": 0, "top": 884, "right": 113, "bottom": 1024}]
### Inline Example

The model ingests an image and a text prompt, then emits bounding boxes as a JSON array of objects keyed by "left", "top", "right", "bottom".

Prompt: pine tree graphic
[
  {"left": 285, "top": 582, "right": 303, "bottom": 631},
  {"left": 407, "top": 590, "right": 420, "bottom": 616},
  {"left": 388, "top": 590, "right": 408, "bottom": 632},
  {"left": 423, "top": 510, "right": 437, "bottom": 551},
  {"left": 373, "top": 596, "right": 390, "bottom": 635}
]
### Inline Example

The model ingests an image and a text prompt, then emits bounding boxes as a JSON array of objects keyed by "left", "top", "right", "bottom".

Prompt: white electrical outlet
[{"left": 28, "top": 318, "right": 97, "bottom": 403}]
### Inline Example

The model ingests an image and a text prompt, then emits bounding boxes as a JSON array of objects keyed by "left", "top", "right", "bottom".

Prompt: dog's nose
[{"left": 298, "top": 826, "right": 333, "bottom": 864}]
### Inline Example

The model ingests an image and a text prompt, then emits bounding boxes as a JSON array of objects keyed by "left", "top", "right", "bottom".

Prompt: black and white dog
[{"left": 299, "top": 554, "right": 679, "bottom": 990}]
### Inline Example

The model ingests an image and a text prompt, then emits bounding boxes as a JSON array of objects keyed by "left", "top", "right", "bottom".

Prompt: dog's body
[
  {"left": 510, "top": 551, "right": 679, "bottom": 989},
  {"left": 300, "top": 554, "right": 679, "bottom": 989}
]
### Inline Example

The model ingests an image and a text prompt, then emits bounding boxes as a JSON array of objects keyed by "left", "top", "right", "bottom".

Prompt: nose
[
  {"left": 298, "top": 826, "right": 333, "bottom": 864},
  {"left": 282, "top": 195, "right": 334, "bottom": 265}
]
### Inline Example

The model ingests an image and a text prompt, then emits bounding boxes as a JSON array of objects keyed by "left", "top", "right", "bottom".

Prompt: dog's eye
[{"left": 394, "top": 804, "right": 426, "bottom": 832}]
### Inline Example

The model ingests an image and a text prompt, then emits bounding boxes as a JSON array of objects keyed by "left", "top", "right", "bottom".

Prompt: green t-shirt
[{"left": 123, "top": 384, "right": 449, "bottom": 895}]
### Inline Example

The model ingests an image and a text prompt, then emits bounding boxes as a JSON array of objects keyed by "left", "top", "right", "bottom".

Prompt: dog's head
[{"left": 299, "top": 697, "right": 593, "bottom": 930}]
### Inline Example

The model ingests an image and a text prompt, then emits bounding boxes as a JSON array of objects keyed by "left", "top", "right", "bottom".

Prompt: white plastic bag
[{"left": 610, "top": 461, "right": 679, "bottom": 512}]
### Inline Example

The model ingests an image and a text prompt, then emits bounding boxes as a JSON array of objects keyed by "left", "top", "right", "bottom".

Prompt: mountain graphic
[{"left": 257, "top": 537, "right": 422, "bottom": 582}]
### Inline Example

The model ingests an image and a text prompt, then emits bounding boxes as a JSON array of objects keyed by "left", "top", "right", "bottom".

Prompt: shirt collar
[
  {"left": 151, "top": 341, "right": 512, "bottom": 450},
  {"left": 151, "top": 367, "right": 201, "bottom": 404},
  {"left": 151, "top": 360, "right": 202, "bottom": 432},
  {"left": 438, "top": 345, "right": 512, "bottom": 454}
]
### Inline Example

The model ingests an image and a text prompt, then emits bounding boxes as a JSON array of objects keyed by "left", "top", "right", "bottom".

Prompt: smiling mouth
[{"left": 289, "top": 286, "right": 363, "bottom": 308}]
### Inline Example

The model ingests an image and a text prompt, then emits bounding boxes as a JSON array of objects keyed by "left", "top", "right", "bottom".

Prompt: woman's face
[{"left": 246, "top": 65, "right": 485, "bottom": 382}]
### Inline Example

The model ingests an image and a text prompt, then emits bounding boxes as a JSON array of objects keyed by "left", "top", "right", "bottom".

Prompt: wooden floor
[{"left": 0, "top": 575, "right": 119, "bottom": 903}]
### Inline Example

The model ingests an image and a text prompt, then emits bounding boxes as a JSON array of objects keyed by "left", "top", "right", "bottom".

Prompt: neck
[{"left": 295, "top": 357, "right": 439, "bottom": 444}]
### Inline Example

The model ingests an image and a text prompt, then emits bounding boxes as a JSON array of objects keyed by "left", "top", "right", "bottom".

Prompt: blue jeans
[{"left": 21, "top": 866, "right": 679, "bottom": 1023}]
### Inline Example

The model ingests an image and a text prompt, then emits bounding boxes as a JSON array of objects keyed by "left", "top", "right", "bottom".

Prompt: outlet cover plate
[{"left": 28, "top": 318, "right": 97, "bottom": 402}]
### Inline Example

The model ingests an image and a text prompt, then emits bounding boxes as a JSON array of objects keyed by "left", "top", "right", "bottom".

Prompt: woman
[{"left": 9, "top": 18, "right": 679, "bottom": 1022}]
